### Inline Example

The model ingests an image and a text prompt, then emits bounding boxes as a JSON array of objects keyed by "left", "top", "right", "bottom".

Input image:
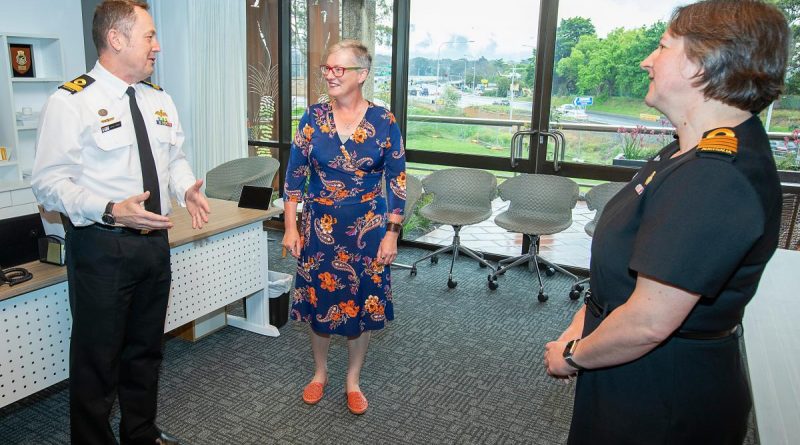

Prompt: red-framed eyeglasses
[{"left": 320, "top": 65, "right": 364, "bottom": 77}]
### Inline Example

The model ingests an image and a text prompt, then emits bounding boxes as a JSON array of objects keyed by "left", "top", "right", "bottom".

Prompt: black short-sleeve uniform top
[{"left": 568, "top": 115, "right": 781, "bottom": 445}]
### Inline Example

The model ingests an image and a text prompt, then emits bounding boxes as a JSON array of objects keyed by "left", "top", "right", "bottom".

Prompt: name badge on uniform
[{"left": 101, "top": 121, "right": 122, "bottom": 133}]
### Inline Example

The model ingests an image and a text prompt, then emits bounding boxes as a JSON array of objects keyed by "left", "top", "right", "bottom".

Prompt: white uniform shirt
[{"left": 32, "top": 61, "right": 196, "bottom": 226}]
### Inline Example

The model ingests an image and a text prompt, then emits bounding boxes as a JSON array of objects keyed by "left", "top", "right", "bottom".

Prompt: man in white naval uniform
[{"left": 31, "top": 1, "right": 209, "bottom": 444}]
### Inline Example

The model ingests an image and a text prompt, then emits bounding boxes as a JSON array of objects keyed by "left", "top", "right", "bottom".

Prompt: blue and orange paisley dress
[{"left": 283, "top": 102, "right": 406, "bottom": 336}]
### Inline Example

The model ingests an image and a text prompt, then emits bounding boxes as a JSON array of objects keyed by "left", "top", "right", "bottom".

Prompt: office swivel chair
[
  {"left": 487, "top": 174, "right": 579, "bottom": 302},
  {"left": 205, "top": 156, "right": 280, "bottom": 202},
  {"left": 570, "top": 181, "right": 627, "bottom": 296},
  {"left": 389, "top": 174, "right": 424, "bottom": 270},
  {"left": 410, "top": 168, "right": 497, "bottom": 288}
]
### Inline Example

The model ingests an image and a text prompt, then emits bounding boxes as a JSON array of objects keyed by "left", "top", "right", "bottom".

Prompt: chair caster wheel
[
  {"left": 410, "top": 267, "right": 417, "bottom": 277},
  {"left": 537, "top": 293, "right": 549, "bottom": 302},
  {"left": 431, "top": 256, "right": 439, "bottom": 265},
  {"left": 569, "top": 289, "right": 581, "bottom": 300},
  {"left": 447, "top": 279, "right": 457, "bottom": 289},
  {"left": 488, "top": 276, "right": 498, "bottom": 290},
  {"left": 545, "top": 267, "right": 555, "bottom": 277},
  {"left": 479, "top": 262, "right": 487, "bottom": 268},
  {"left": 574, "top": 284, "right": 584, "bottom": 292}
]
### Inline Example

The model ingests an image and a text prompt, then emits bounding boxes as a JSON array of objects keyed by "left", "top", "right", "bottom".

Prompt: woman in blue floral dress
[{"left": 282, "top": 40, "right": 406, "bottom": 415}]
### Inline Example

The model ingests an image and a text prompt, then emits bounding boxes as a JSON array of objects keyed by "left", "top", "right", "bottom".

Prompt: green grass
[
  {"left": 764, "top": 109, "right": 798, "bottom": 132},
  {"left": 550, "top": 96, "right": 662, "bottom": 120}
]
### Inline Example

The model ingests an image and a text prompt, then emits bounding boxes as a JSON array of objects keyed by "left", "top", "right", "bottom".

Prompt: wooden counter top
[
  {"left": 0, "top": 198, "right": 282, "bottom": 302},
  {"left": 168, "top": 198, "right": 281, "bottom": 248}
]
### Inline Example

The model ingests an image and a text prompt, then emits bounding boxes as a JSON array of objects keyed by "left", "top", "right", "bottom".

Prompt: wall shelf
[
  {"left": 0, "top": 32, "right": 64, "bottom": 218},
  {"left": 11, "top": 77, "right": 62, "bottom": 83}
]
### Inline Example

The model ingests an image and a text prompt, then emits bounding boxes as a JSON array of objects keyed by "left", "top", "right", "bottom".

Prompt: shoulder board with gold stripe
[
  {"left": 139, "top": 80, "right": 163, "bottom": 91},
  {"left": 58, "top": 74, "right": 95, "bottom": 94},
  {"left": 697, "top": 127, "right": 737, "bottom": 160}
]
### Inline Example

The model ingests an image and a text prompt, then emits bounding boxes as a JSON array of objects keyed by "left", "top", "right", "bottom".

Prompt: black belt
[
  {"left": 584, "top": 290, "right": 608, "bottom": 319},
  {"left": 89, "top": 224, "right": 163, "bottom": 236},
  {"left": 675, "top": 326, "right": 739, "bottom": 340},
  {"left": 63, "top": 217, "right": 162, "bottom": 237},
  {"left": 585, "top": 290, "right": 740, "bottom": 341}
]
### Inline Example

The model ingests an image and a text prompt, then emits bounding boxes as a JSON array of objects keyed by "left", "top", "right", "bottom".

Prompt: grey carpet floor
[{"left": 0, "top": 237, "right": 759, "bottom": 444}]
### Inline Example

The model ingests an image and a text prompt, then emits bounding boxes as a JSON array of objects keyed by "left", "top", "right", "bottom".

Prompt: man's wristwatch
[
  {"left": 562, "top": 339, "right": 587, "bottom": 371},
  {"left": 101, "top": 201, "right": 116, "bottom": 225}
]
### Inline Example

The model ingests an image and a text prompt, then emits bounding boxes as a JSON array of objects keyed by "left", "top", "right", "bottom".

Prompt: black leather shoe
[{"left": 155, "top": 431, "right": 181, "bottom": 445}]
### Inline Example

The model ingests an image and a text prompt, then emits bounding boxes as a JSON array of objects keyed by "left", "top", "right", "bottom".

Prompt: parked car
[
  {"left": 556, "top": 104, "right": 588, "bottom": 120},
  {"left": 770, "top": 139, "right": 798, "bottom": 152}
]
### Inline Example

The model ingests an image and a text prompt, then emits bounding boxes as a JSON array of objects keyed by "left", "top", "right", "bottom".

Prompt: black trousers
[{"left": 65, "top": 224, "right": 170, "bottom": 445}]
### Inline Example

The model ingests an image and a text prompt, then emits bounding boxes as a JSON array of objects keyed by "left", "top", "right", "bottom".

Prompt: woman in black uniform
[{"left": 543, "top": 1, "right": 789, "bottom": 444}]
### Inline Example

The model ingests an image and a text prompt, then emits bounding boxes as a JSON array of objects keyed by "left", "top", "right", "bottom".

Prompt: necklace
[
  {"left": 333, "top": 100, "right": 367, "bottom": 136},
  {"left": 331, "top": 100, "right": 367, "bottom": 163}
]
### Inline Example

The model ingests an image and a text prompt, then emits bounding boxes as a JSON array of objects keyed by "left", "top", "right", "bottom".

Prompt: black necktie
[{"left": 126, "top": 86, "right": 161, "bottom": 214}]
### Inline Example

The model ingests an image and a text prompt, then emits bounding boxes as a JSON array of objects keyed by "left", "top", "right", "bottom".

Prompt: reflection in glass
[
  {"left": 290, "top": 0, "right": 394, "bottom": 132},
  {"left": 246, "top": 0, "right": 281, "bottom": 147}
]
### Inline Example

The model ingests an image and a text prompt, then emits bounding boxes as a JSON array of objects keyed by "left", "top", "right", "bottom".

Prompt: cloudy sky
[{"left": 393, "top": 0, "right": 688, "bottom": 62}]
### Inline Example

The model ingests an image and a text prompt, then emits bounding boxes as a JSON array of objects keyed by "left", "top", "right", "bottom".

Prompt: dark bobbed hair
[
  {"left": 92, "top": 0, "right": 150, "bottom": 54},
  {"left": 669, "top": 0, "right": 790, "bottom": 113}
]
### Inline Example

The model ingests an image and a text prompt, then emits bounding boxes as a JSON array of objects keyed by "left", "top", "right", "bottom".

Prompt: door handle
[
  {"left": 510, "top": 129, "right": 539, "bottom": 169},
  {"left": 539, "top": 130, "right": 564, "bottom": 172}
]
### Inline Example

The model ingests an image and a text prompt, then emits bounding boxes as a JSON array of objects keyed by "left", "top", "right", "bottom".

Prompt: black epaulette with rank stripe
[
  {"left": 697, "top": 127, "right": 737, "bottom": 162},
  {"left": 140, "top": 80, "right": 163, "bottom": 91},
  {"left": 59, "top": 74, "right": 95, "bottom": 94}
]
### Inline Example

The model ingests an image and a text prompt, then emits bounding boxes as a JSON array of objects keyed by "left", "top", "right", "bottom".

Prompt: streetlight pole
[
  {"left": 436, "top": 40, "right": 474, "bottom": 97},
  {"left": 463, "top": 57, "right": 468, "bottom": 92},
  {"left": 509, "top": 63, "right": 517, "bottom": 121}
]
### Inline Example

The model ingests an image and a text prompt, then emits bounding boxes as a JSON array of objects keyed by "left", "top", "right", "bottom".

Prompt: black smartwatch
[
  {"left": 101, "top": 201, "right": 116, "bottom": 225},
  {"left": 562, "top": 339, "right": 587, "bottom": 371}
]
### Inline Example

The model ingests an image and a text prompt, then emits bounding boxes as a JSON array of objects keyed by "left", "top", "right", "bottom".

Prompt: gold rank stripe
[
  {"left": 59, "top": 74, "right": 95, "bottom": 94},
  {"left": 140, "top": 80, "right": 163, "bottom": 91},
  {"left": 697, "top": 127, "right": 738, "bottom": 155},
  {"left": 62, "top": 81, "right": 84, "bottom": 92}
]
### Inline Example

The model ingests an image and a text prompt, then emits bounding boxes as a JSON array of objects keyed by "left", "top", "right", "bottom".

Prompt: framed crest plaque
[{"left": 9, "top": 43, "right": 35, "bottom": 78}]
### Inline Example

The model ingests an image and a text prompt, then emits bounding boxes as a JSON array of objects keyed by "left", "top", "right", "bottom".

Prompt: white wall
[{"left": 0, "top": 0, "right": 86, "bottom": 80}]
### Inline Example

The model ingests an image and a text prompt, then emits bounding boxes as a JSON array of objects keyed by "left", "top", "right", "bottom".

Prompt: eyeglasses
[{"left": 320, "top": 65, "right": 364, "bottom": 77}]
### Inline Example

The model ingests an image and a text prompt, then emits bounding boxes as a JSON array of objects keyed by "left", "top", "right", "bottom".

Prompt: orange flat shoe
[
  {"left": 346, "top": 391, "right": 368, "bottom": 415},
  {"left": 302, "top": 380, "right": 327, "bottom": 405}
]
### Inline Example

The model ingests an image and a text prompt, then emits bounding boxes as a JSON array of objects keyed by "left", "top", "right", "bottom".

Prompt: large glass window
[
  {"left": 549, "top": 1, "right": 683, "bottom": 170},
  {"left": 548, "top": 1, "right": 800, "bottom": 176},
  {"left": 406, "top": 0, "right": 539, "bottom": 159},
  {"left": 765, "top": 3, "right": 800, "bottom": 174}
]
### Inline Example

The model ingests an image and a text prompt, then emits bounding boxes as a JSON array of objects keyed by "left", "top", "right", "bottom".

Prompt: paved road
[{"left": 409, "top": 93, "right": 663, "bottom": 127}]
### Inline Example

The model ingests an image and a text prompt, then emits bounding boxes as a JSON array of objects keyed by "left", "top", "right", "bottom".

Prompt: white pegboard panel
[
  {"left": 0, "top": 282, "right": 71, "bottom": 407},
  {"left": 0, "top": 221, "right": 270, "bottom": 409},
  {"left": 165, "top": 223, "right": 267, "bottom": 331}
]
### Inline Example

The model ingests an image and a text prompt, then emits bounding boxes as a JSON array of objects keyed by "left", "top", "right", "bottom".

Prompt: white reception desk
[{"left": 0, "top": 198, "right": 283, "bottom": 408}]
